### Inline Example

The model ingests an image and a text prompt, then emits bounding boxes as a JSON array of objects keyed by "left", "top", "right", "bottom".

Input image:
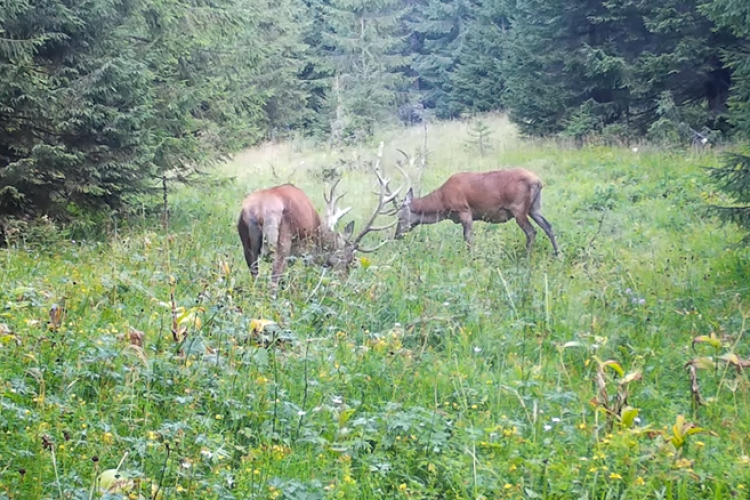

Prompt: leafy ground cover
[{"left": 1, "top": 115, "right": 749, "bottom": 499}]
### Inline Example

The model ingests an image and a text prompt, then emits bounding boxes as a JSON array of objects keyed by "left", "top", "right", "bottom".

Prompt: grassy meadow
[{"left": 2, "top": 114, "right": 750, "bottom": 499}]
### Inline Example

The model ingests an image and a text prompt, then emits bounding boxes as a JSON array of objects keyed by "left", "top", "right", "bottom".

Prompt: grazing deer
[
  {"left": 394, "top": 166, "right": 559, "bottom": 256},
  {"left": 238, "top": 145, "right": 403, "bottom": 295}
]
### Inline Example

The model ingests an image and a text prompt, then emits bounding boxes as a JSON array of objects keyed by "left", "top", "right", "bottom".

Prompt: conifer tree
[
  {"left": 703, "top": 1, "right": 750, "bottom": 240},
  {"left": 0, "top": 0, "right": 306, "bottom": 226},
  {"left": 310, "top": 0, "right": 411, "bottom": 141},
  {"left": 0, "top": 0, "right": 158, "bottom": 217},
  {"left": 408, "top": 0, "right": 476, "bottom": 118},
  {"left": 450, "top": 0, "right": 507, "bottom": 114},
  {"left": 702, "top": 0, "right": 750, "bottom": 137},
  {"left": 709, "top": 152, "right": 750, "bottom": 241},
  {"left": 502, "top": 0, "right": 736, "bottom": 138}
]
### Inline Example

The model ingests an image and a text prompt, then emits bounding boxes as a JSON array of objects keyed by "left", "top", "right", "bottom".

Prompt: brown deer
[
  {"left": 394, "top": 167, "right": 559, "bottom": 256},
  {"left": 238, "top": 145, "right": 403, "bottom": 295}
]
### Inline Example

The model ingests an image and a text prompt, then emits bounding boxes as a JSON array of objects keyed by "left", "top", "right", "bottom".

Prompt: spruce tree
[
  {"left": 709, "top": 152, "right": 750, "bottom": 241},
  {"left": 0, "top": 0, "right": 306, "bottom": 228},
  {"left": 502, "top": 0, "right": 736, "bottom": 138},
  {"left": 450, "top": 0, "right": 507, "bottom": 114},
  {"left": 703, "top": 1, "right": 750, "bottom": 240},
  {"left": 408, "top": 0, "right": 476, "bottom": 118},
  {"left": 702, "top": 0, "right": 750, "bottom": 137},
  {"left": 310, "top": 0, "right": 411, "bottom": 141},
  {"left": 501, "top": 0, "right": 582, "bottom": 136},
  {"left": 0, "top": 0, "right": 158, "bottom": 217}
]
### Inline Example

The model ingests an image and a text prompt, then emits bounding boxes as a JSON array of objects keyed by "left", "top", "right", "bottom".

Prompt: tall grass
[{"left": 1, "top": 114, "right": 749, "bottom": 499}]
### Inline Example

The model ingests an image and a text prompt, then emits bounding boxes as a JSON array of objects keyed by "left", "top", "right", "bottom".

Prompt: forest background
[{"left": 2, "top": 0, "right": 750, "bottom": 233}]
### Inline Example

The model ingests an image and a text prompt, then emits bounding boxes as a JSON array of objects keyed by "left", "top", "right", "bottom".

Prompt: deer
[
  {"left": 393, "top": 161, "right": 559, "bottom": 257},
  {"left": 238, "top": 143, "right": 404, "bottom": 295}
]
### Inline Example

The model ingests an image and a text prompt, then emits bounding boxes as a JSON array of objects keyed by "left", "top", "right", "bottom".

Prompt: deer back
[{"left": 436, "top": 168, "right": 541, "bottom": 212}]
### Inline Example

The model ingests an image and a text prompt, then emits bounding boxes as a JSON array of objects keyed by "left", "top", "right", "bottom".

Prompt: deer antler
[
  {"left": 393, "top": 148, "right": 414, "bottom": 203},
  {"left": 370, "top": 149, "right": 413, "bottom": 215},
  {"left": 323, "top": 175, "right": 352, "bottom": 230},
  {"left": 349, "top": 142, "right": 408, "bottom": 253}
]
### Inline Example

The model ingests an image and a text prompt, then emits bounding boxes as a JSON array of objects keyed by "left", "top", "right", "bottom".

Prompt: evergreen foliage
[
  {"left": 702, "top": 2, "right": 750, "bottom": 242},
  {"left": 408, "top": 0, "right": 476, "bottom": 118},
  {"left": 4, "top": 0, "right": 750, "bottom": 230},
  {"left": 709, "top": 152, "right": 750, "bottom": 240},
  {"left": 702, "top": 0, "right": 750, "bottom": 138},
  {"left": 0, "top": 0, "right": 305, "bottom": 226},
  {"left": 1, "top": 0, "right": 155, "bottom": 219},
  {"left": 501, "top": 0, "right": 736, "bottom": 138},
  {"left": 466, "top": 117, "right": 493, "bottom": 155},
  {"left": 306, "top": 0, "right": 412, "bottom": 142},
  {"left": 450, "top": 0, "right": 507, "bottom": 115}
]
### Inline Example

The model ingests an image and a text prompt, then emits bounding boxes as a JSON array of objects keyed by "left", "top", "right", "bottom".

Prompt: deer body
[
  {"left": 238, "top": 184, "right": 353, "bottom": 293},
  {"left": 395, "top": 169, "right": 559, "bottom": 255}
]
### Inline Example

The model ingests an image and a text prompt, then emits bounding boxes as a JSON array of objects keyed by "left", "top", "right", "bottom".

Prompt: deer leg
[
  {"left": 270, "top": 223, "right": 292, "bottom": 293},
  {"left": 514, "top": 212, "right": 537, "bottom": 257},
  {"left": 530, "top": 211, "right": 559, "bottom": 256},
  {"left": 238, "top": 214, "right": 262, "bottom": 277},
  {"left": 247, "top": 242, "right": 260, "bottom": 279},
  {"left": 459, "top": 213, "right": 474, "bottom": 250}
]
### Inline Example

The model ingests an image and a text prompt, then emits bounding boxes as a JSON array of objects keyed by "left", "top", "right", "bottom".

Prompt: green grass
[{"left": 2, "top": 114, "right": 750, "bottom": 499}]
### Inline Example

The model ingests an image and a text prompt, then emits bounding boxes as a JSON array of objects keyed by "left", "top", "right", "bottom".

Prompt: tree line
[{"left": 1, "top": 0, "right": 750, "bottom": 231}]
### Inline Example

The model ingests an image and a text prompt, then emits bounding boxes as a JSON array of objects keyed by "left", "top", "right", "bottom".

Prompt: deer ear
[
  {"left": 344, "top": 220, "right": 355, "bottom": 239},
  {"left": 403, "top": 188, "right": 414, "bottom": 206}
]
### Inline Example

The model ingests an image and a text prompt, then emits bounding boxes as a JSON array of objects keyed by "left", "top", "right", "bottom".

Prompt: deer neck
[{"left": 410, "top": 192, "right": 447, "bottom": 225}]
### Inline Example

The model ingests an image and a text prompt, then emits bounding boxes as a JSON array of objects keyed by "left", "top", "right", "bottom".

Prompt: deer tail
[{"left": 529, "top": 179, "right": 543, "bottom": 212}]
